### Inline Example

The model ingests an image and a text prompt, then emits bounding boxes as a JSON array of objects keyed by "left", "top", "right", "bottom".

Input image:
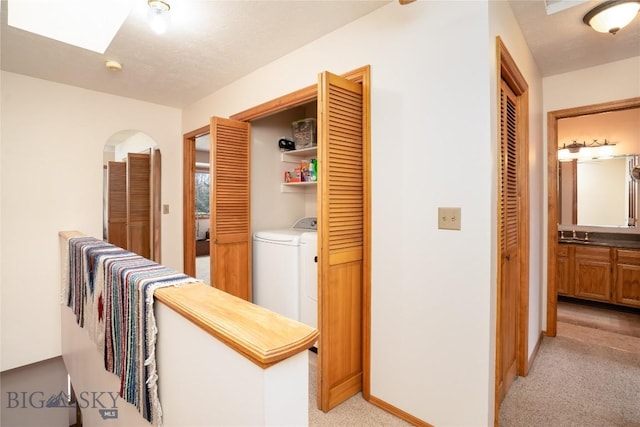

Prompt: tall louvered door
[
  {"left": 317, "top": 71, "right": 364, "bottom": 411},
  {"left": 150, "top": 148, "right": 162, "bottom": 263},
  {"left": 107, "top": 161, "right": 127, "bottom": 249},
  {"left": 127, "top": 152, "right": 151, "bottom": 258},
  {"left": 497, "top": 79, "right": 520, "bottom": 403},
  {"left": 210, "top": 117, "right": 251, "bottom": 301}
]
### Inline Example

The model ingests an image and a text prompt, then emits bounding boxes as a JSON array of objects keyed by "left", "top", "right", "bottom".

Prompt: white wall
[
  {"left": 250, "top": 107, "right": 307, "bottom": 233},
  {"left": 0, "top": 72, "right": 182, "bottom": 371},
  {"left": 113, "top": 131, "right": 157, "bottom": 162},
  {"left": 541, "top": 56, "right": 640, "bottom": 328},
  {"left": 544, "top": 57, "right": 640, "bottom": 113},
  {"left": 1, "top": 357, "right": 69, "bottom": 426},
  {"left": 181, "top": 1, "right": 543, "bottom": 425}
]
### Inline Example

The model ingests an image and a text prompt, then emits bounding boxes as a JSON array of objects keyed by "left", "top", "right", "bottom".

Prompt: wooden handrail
[{"left": 155, "top": 283, "right": 318, "bottom": 368}]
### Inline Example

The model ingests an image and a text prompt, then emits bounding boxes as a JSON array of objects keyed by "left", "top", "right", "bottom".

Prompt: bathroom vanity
[{"left": 558, "top": 232, "right": 640, "bottom": 309}]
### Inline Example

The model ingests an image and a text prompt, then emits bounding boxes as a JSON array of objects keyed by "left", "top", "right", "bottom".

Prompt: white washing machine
[
  {"left": 252, "top": 217, "right": 317, "bottom": 320},
  {"left": 299, "top": 231, "right": 318, "bottom": 330}
]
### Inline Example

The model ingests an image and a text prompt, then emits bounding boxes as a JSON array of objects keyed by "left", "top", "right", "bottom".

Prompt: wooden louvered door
[
  {"left": 317, "top": 71, "right": 364, "bottom": 411},
  {"left": 497, "top": 79, "right": 520, "bottom": 404},
  {"left": 151, "top": 148, "right": 162, "bottom": 263},
  {"left": 210, "top": 117, "right": 251, "bottom": 301},
  {"left": 107, "top": 161, "right": 127, "bottom": 249},
  {"left": 127, "top": 152, "right": 151, "bottom": 258}
]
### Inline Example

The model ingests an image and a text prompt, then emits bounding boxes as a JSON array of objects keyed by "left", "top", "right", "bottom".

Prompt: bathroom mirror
[
  {"left": 558, "top": 154, "right": 638, "bottom": 228},
  {"left": 103, "top": 130, "right": 161, "bottom": 261}
]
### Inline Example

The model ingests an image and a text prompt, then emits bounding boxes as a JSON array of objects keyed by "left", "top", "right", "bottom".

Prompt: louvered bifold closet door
[
  {"left": 317, "top": 71, "right": 364, "bottom": 411},
  {"left": 210, "top": 117, "right": 251, "bottom": 301},
  {"left": 107, "top": 161, "right": 128, "bottom": 250},
  {"left": 497, "top": 79, "right": 520, "bottom": 403},
  {"left": 127, "top": 152, "right": 151, "bottom": 258},
  {"left": 151, "top": 148, "right": 162, "bottom": 263}
]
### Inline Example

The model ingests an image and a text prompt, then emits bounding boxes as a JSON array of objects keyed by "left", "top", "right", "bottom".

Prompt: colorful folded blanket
[{"left": 65, "top": 236, "right": 197, "bottom": 426}]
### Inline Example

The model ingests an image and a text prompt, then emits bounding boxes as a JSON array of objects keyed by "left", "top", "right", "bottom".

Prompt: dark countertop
[{"left": 558, "top": 231, "right": 640, "bottom": 249}]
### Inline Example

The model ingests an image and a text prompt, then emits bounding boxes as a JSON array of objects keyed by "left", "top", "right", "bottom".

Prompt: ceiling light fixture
[
  {"left": 583, "top": 0, "right": 640, "bottom": 34},
  {"left": 147, "top": 0, "right": 171, "bottom": 35},
  {"left": 148, "top": 0, "right": 170, "bottom": 13},
  {"left": 105, "top": 60, "right": 123, "bottom": 72}
]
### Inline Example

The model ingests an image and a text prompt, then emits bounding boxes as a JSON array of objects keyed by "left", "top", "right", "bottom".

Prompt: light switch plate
[
  {"left": 438, "top": 207, "right": 461, "bottom": 230},
  {"left": 163, "top": 204, "right": 170, "bottom": 214}
]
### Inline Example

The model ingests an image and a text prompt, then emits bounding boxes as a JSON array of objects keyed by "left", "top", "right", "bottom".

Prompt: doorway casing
[
  {"left": 545, "top": 96, "right": 640, "bottom": 337},
  {"left": 494, "top": 36, "right": 531, "bottom": 424}
]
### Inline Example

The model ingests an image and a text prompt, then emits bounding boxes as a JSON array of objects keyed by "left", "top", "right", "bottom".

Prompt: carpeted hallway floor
[
  {"left": 499, "top": 300, "right": 640, "bottom": 427},
  {"left": 307, "top": 299, "right": 640, "bottom": 426}
]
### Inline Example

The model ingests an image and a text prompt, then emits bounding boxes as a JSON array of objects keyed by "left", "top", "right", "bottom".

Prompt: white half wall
[{"left": 0, "top": 72, "right": 182, "bottom": 371}]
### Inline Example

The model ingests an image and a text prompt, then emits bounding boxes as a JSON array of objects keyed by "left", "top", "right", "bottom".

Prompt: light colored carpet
[
  {"left": 308, "top": 351, "right": 411, "bottom": 426},
  {"left": 499, "top": 325, "right": 640, "bottom": 427},
  {"left": 195, "top": 255, "right": 210, "bottom": 285}
]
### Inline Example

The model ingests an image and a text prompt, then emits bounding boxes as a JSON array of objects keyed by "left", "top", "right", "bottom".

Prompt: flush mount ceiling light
[
  {"left": 583, "top": 0, "right": 640, "bottom": 34},
  {"left": 148, "top": 0, "right": 171, "bottom": 13},
  {"left": 105, "top": 60, "right": 123, "bottom": 72},
  {"left": 147, "top": 0, "right": 172, "bottom": 35}
]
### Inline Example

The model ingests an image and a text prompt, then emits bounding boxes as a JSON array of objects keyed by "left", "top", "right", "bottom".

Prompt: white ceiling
[
  {"left": 509, "top": 0, "right": 640, "bottom": 76},
  {"left": 0, "top": 0, "right": 392, "bottom": 108},
  {"left": 1, "top": 0, "right": 639, "bottom": 109}
]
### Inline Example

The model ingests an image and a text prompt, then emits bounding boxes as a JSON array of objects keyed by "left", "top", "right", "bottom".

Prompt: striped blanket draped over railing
[{"left": 64, "top": 236, "right": 197, "bottom": 426}]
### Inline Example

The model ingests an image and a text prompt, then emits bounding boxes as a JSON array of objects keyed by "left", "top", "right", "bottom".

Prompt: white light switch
[{"left": 438, "top": 207, "right": 461, "bottom": 230}]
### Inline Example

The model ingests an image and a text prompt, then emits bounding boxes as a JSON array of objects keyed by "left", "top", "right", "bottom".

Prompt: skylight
[
  {"left": 8, "top": 0, "right": 132, "bottom": 54},
  {"left": 545, "top": 0, "right": 589, "bottom": 15}
]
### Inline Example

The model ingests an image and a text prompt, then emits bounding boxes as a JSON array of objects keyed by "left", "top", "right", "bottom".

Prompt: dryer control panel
[{"left": 292, "top": 216, "right": 317, "bottom": 230}]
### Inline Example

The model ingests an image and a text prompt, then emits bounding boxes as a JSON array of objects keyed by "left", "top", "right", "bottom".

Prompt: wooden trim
[
  {"left": 518, "top": 88, "right": 530, "bottom": 377},
  {"left": 495, "top": 36, "right": 531, "bottom": 422},
  {"left": 229, "top": 66, "right": 370, "bottom": 123},
  {"left": 545, "top": 96, "right": 640, "bottom": 338},
  {"left": 547, "top": 111, "right": 559, "bottom": 338},
  {"left": 360, "top": 65, "right": 372, "bottom": 402},
  {"left": 183, "top": 125, "right": 209, "bottom": 277},
  {"left": 368, "top": 395, "right": 433, "bottom": 427},
  {"left": 230, "top": 86, "right": 316, "bottom": 122},
  {"left": 527, "top": 332, "right": 544, "bottom": 370},
  {"left": 155, "top": 282, "right": 318, "bottom": 368},
  {"left": 151, "top": 148, "right": 162, "bottom": 263}
]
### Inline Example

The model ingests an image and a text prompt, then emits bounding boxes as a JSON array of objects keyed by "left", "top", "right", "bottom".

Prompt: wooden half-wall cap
[{"left": 155, "top": 283, "right": 319, "bottom": 368}]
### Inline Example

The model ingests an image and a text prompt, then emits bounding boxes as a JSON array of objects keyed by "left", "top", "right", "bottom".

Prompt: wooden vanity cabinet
[
  {"left": 573, "top": 246, "right": 612, "bottom": 302},
  {"left": 559, "top": 243, "right": 640, "bottom": 309},
  {"left": 557, "top": 244, "right": 571, "bottom": 296},
  {"left": 614, "top": 250, "right": 640, "bottom": 308}
]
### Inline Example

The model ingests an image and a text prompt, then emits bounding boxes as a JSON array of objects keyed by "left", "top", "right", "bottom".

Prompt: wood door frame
[
  {"left": 230, "top": 66, "right": 371, "bottom": 399},
  {"left": 545, "top": 96, "right": 640, "bottom": 337},
  {"left": 495, "top": 37, "right": 530, "bottom": 422},
  {"left": 183, "top": 125, "right": 210, "bottom": 278}
]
